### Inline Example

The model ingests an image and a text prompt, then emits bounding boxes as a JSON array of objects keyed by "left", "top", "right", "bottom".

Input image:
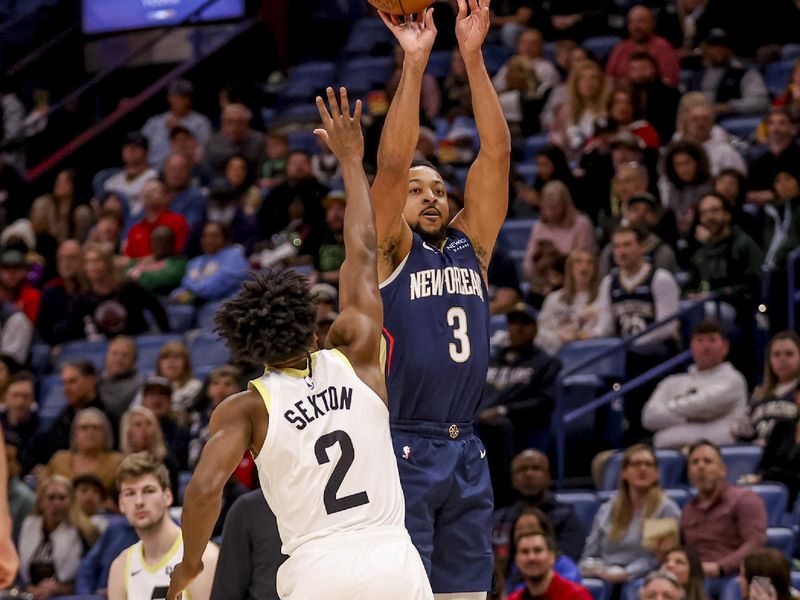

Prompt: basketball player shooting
[
  {"left": 374, "top": 1, "right": 510, "bottom": 598},
  {"left": 166, "top": 87, "right": 432, "bottom": 600}
]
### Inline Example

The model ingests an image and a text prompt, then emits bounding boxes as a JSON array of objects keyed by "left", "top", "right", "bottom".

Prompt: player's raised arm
[
  {"left": 315, "top": 88, "right": 387, "bottom": 401},
  {"left": 450, "top": 0, "right": 511, "bottom": 277},
  {"left": 167, "top": 393, "right": 256, "bottom": 600},
  {"left": 372, "top": 10, "right": 436, "bottom": 273}
]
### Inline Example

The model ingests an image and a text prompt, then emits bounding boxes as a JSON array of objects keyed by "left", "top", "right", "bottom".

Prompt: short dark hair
[
  {"left": 691, "top": 319, "right": 727, "bottom": 339},
  {"left": 664, "top": 141, "right": 712, "bottom": 188},
  {"left": 203, "top": 220, "right": 232, "bottom": 242},
  {"left": 116, "top": 452, "right": 171, "bottom": 492},
  {"left": 698, "top": 192, "right": 733, "bottom": 214},
  {"left": 410, "top": 159, "right": 439, "bottom": 172},
  {"left": 687, "top": 439, "right": 721, "bottom": 460},
  {"left": 8, "top": 370, "right": 35, "bottom": 389},
  {"left": 743, "top": 549, "right": 792, "bottom": 599},
  {"left": 516, "top": 531, "right": 557, "bottom": 552},
  {"left": 73, "top": 474, "right": 107, "bottom": 498},
  {"left": 62, "top": 359, "right": 97, "bottom": 378},
  {"left": 214, "top": 269, "right": 317, "bottom": 365},
  {"left": 612, "top": 224, "right": 647, "bottom": 243},
  {"left": 208, "top": 365, "right": 241, "bottom": 384}
]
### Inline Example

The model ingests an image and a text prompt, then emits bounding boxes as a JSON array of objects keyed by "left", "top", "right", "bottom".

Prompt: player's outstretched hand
[
  {"left": 314, "top": 87, "right": 364, "bottom": 162},
  {"left": 166, "top": 561, "right": 202, "bottom": 600},
  {"left": 455, "top": 0, "right": 491, "bottom": 54},
  {"left": 377, "top": 8, "right": 436, "bottom": 63}
]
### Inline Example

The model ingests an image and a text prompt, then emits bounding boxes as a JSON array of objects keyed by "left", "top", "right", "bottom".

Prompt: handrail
[
  {"left": 0, "top": 0, "right": 50, "bottom": 38},
  {"left": 8, "top": 25, "right": 76, "bottom": 75},
  {"left": 27, "top": 0, "right": 229, "bottom": 159},
  {"left": 26, "top": 17, "right": 257, "bottom": 181},
  {"left": 558, "top": 293, "right": 715, "bottom": 381},
  {"left": 788, "top": 247, "right": 800, "bottom": 331},
  {"left": 552, "top": 294, "right": 724, "bottom": 487}
]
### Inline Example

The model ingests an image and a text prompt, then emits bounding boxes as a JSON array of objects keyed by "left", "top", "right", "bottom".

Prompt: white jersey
[
  {"left": 123, "top": 534, "right": 187, "bottom": 600},
  {"left": 250, "top": 349, "right": 405, "bottom": 556}
]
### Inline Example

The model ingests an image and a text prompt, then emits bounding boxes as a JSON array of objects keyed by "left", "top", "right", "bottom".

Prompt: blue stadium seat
[
  {"left": 720, "top": 577, "right": 744, "bottom": 600},
  {"left": 92, "top": 167, "right": 122, "bottom": 200},
  {"left": 543, "top": 41, "right": 557, "bottom": 63},
  {"left": 136, "top": 334, "right": 182, "bottom": 373},
  {"left": 600, "top": 449, "right": 685, "bottom": 491},
  {"left": 582, "top": 36, "right": 621, "bottom": 61},
  {"left": 489, "top": 314, "right": 508, "bottom": 338},
  {"left": 720, "top": 445, "right": 762, "bottom": 484},
  {"left": 522, "top": 134, "right": 549, "bottom": 161},
  {"left": 621, "top": 579, "right": 643, "bottom": 600},
  {"left": 177, "top": 471, "right": 192, "bottom": 505},
  {"left": 767, "top": 527, "right": 795, "bottom": 559},
  {"left": 342, "top": 17, "right": 394, "bottom": 56},
  {"left": 749, "top": 483, "right": 789, "bottom": 527},
  {"left": 196, "top": 300, "right": 223, "bottom": 331},
  {"left": 498, "top": 219, "right": 535, "bottom": 258},
  {"left": 719, "top": 115, "right": 763, "bottom": 140},
  {"left": 187, "top": 331, "right": 231, "bottom": 369},
  {"left": 57, "top": 339, "right": 108, "bottom": 372},
  {"left": 793, "top": 572, "right": 800, "bottom": 589},
  {"left": 553, "top": 491, "right": 601, "bottom": 532},
  {"left": 166, "top": 305, "right": 195, "bottom": 333},
  {"left": 337, "top": 56, "right": 394, "bottom": 94},
  {"left": 38, "top": 373, "right": 67, "bottom": 431},
  {"left": 30, "top": 342, "right": 51, "bottom": 374},
  {"left": 781, "top": 44, "right": 800, "bottom": 60},
  {"left": 279, "top": 104, "right": 321, "bottom": 122},
  {"left": 287, "top": 130, "right": 321, "bottom": 155},
  {"left": 427, "top": 50, "right": 452, "bottom": 79},
  {"left": 764, "top": 59, "right": 794, "bottom": 96},
  {"left": 516, "top": 162, "right": 538, "bottom": 186},
  {"left": 282, "top": 62, "right": 337, "bottom": 102},
  {"left": 483, "top": 44, "right": 512, "bottom": 75},
  {"left": 665, "top": 487, "right": 690, "bottom": 509},
  {"left": 558, "top": 338, "right": 626, "bottom": 381},
  {"left": 583, "top": 577, "right": 608, "bottom": 600}
]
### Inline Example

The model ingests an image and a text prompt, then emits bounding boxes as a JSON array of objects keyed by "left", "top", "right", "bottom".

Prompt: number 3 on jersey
[
  {"left": 315, "top": 430, "right": 370, "bottom": 515},
  {"left": 447, "top": 306, "right": 471, "bottom": 363}
]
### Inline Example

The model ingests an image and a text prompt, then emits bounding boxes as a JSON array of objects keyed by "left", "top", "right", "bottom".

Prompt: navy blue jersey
[
  {"left": 380, "top": 228, "right": 490, "bottom": 423},
  {"left": 610, "top": 266, "right": 657, "bottom": 337}
]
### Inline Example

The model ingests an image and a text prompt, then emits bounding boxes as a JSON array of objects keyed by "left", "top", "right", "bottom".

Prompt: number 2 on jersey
[
  {"left": 315, "top": 430, "right": 370, "bottom": 515},
  {"left": 447, "top": 306, "right": 471, "bottom": 363}
]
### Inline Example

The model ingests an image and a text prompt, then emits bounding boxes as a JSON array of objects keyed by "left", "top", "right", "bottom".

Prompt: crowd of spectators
[{"left": 0, "top": 0, "right": 799, "bottom": 598}]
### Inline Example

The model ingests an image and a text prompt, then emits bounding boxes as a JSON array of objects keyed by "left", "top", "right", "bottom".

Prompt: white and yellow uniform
[
  {"left": 123, "top": 534, "right": 187, "bottom": 600},
  {"left": 249, "top": 349, "right": 431, "bottom": 599}
]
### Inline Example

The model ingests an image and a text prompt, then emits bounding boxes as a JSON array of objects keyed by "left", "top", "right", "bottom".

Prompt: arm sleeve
[
  {"left": 136, "top": 258, "right": 187, "bottom": 293},
  {"left": 209, "top": 498, "right": 253, "bottom": 600},
  {"left": 726, "top": 70, "right": 769, "bottom": 115},
  {"left": 534, "top": 293, "right": 563, "bottom": 355},
  {"left": 641, "top": 377, "right": 687, "bottom": 431},
  {"left": 666, "top": 369, "right": 747, "bottom": 421},
  {"left": 717, "top": 492, "right": 768, "bottom": 574},
  {"left": 579, "top": 502, "right": 609, "bottom": 565},
  {"left": 591, "top": 277, "right": 614, "bottom": 338},
  {"left": 522, "top": 223, "right": 541, "bottom": 281},
  {"left": 575, "top": 215, "right": 596, "bottom": 251}
]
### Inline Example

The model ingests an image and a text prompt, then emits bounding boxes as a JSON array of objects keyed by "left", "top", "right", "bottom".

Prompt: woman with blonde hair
[
  {"left": 580, "top": 444, "right": 681, "bottom": 585},
  {"left": 550, "top": 59, "right": 608, "bottom": 156},
  {"left": 120, "top": 405, "right": 180, "bottom": 494},
  {"left": 153, "top": 340, "right": 202, "bottom": 412},
  {"left": 535, "top": 249, "right": 605, "bottom": 355},
  {"left": 45, "top": 408, "right": 122, "bottom": 495},
  {"left": 71, "top": 242, "right": 170, "bottom": 338},
  {"left": 735, "top": 330, "right": 800, "bottom": 444},
  {"left": 522, "top": 181, "right": 595, "bottom": 284},
  {"left": 17, "top": 475, "right": 98, "bottom": 597}
]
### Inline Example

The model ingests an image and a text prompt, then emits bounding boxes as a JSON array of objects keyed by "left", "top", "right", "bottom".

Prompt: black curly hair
[{"left": 213, "top": 269, "right": 318, "bottom": 366}]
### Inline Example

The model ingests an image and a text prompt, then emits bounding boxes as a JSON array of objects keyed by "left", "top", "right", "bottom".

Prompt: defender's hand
[
  {"left": 166, "top": 561, "right": 202, "bottom": 600},
  {"left": 377, "top": 9, "right": 437, "bottom": 62},
  {"left": 455, "top": 0, "right": 491, "bottom": 55},
  {"left": 314, "top": 87, "right": 364, "bottom": 162}
]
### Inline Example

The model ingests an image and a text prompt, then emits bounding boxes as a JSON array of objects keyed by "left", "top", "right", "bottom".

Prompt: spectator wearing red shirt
[
  {"left": 123, "top": 178, "right": 188, "bottom": 259},
  {"left": 507, "top": 532, "right": 593, "bottom": 600},
  {"left": 0, "top": 248, "right": 40, "bottom": 324},
  {"left": 606, "top": 6, "right": 680, "bottom": 87}
]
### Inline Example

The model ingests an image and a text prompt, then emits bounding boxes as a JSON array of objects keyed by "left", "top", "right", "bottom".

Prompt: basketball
[{"left": 367, "top": 0, "right": 435, "bottom": 16}]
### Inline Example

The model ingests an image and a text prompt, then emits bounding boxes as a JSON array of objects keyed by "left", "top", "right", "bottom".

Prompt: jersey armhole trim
[
  {"left": 378, "top": 250, "right": 410, "bottom": 289},
  {"left": 123, "top": 546, "right": 132, "bottom": 594},
  {"left": 330, "top": 348, "right": 356, "bottom": 374},
  {"left": 248, "top": 378, "right": 271, "bottom": 414}
]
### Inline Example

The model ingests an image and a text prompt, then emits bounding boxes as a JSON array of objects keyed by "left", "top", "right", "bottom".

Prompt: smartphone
[{"left": 751, "top": 576, "right": 777, "bottom": 596}]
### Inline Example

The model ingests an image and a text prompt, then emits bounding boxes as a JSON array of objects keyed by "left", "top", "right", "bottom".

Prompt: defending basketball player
[
  {"left": 374, "top": 0, "right": 510, "bottom": 597},
  {"left": 166, "top": 87, "right": 432, "bottom": 600},
  {"left": 108, "top": 453, "right": 218, "bottom": 600}
]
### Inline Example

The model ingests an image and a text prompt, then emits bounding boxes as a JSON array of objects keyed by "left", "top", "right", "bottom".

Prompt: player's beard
[{"left": 411, "top": 222, "right": 448, "bottom": 248}]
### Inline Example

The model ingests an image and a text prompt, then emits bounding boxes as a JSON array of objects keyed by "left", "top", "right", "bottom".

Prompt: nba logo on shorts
[{"left": 402, "top": 446, "right": 411, "bottom": 460}]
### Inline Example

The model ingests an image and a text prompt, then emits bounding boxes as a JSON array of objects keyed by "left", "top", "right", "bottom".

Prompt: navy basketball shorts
[{"left": 391, "top": 420, "right": 495, "bottom": 594}]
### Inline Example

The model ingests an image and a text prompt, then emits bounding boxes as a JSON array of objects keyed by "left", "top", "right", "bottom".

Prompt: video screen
[{"left": 82, "top": 0, "right": 245, "bottom": 34}]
